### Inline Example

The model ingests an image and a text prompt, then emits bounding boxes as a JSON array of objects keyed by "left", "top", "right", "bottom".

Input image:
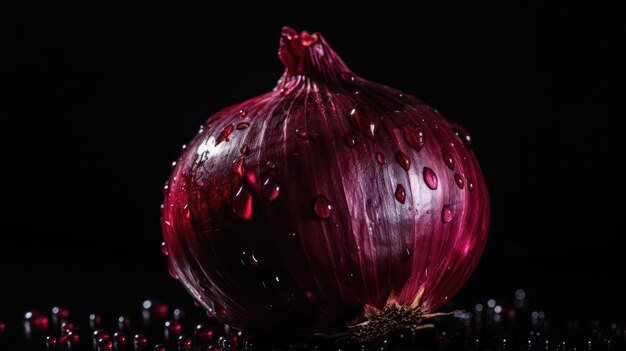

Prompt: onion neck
[{"left": 277, "top": 27, "right": 352, "bottom": 89}]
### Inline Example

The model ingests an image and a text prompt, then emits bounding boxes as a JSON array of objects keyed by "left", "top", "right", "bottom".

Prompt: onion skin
[{"left": 162, "top": 27, "right": 489, "bottom": 337}]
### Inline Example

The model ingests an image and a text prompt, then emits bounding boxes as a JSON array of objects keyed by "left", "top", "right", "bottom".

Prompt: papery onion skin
[{"left": 161, "top": 27, "right": 489, "bottom": 337}]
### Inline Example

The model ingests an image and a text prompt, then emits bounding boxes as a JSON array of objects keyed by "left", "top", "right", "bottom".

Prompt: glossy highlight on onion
[{"left": 161, "top": 26, "right": 490, "bottom": 339}]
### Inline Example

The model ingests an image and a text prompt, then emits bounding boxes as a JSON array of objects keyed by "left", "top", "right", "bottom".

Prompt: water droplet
[
  {"left": 262, "top": 178, "right": 280, "bottom": 202},
  {"left": 46, "top": 336, "right": 57, "bottom": 349},
  {"left": 454, "top": 174, "right": 465, "bottom": 189},
  {"left": 266, "top": 160, "right": 276, "bottom": 170},
  {"left": 313, "top": 195, "right": 333, "bottom": 219},
  {"left": 183, "top": 204, "right": 191, "bottom": 219},
  {"left": 376, "top": 152, "right": 386, "bottom": 165},
  {"left": 165, "top": 320, "right": 182, "bottom": 338},
  {"left": 343, "top": 134, "right": 357, "bottom": 148},
  {"left": 442, "top": 149, "right": 455, "bottom": 169},
  {"left": 423, "top": 167, "right": 438, "bottom": 190},
  {"left": 287, "top": 232, "right": 297, "bottom": 239},
  {"left": 441, "top": 205, "right": 453, "bottom": 223},
  {"left": 467, "top": 179, "right": 475, "bottom": 192},
  {"left": 233, "top": 186, "right": 253, "bottom": 220},
  {"left": 403, "top": 248, "right": 411, "bottom": 261},
  {"left": 296, "top": 128, "right": 308, "bottom": 138},
  {"left": 240, "top": 144, "right": 250, "bottom": 155},
  {"left": 160, "top": 242, "right": 168, "bottom": 256},
  {"left": 24, "top": 310, "right": 49, "bottom": 330},
  {"left": 134, "top": 334, "right": 148, "bottom": 348},
  {"left": 195, "top": 324, "right": 214, "bottom": 342},
  {"left": 239, "top": 109, "right": 247, "bottom": 117},
  {"left": 454, "top": 128, "right": 472, "bottom": 147},
  {"left": 236, "top": 122, "right": 250, "bottom": 130},
  {"left": 244, "top": 169, "right": 258, "bottom": 191},
  {"left": 395, "top": 184, "right": 406, "bottom": 204},
  {"left": 341, "top": 72, "right": 356, "bottom": 82},
  {"left": 231, "top": 156, "right": 245, "bottom": 177},
  {"left": 401, "top": 124, "right": 425, "bottom": 152},
  {"left": 178, "top": 335, "right": 192, "bottom": 350},
  {"left": 215, "top": 124, "right": 234, "bottom": 145},
  {"left": 117, "top": 315, "right": 131, "bottom": 331},
  {"left": 180, "top": 144, "right": 187, "bottom": 152},
  {"left": 395, "top": 151, "right": 411, "bottom": 171},
  {"left": 348, "top": 106, "right": 378, "bottom": 140},
  {"left": 281, "top": 87, "right": 292, "bottom": 96},
  {"left": 155, "top": 344, "right": 166, "bottom": 351},
  {"left": 300, "top": 32, "right": 318, "bottom": 46},
  {"left": 241, "top": 250, "right": 259, "bottom": 268}
]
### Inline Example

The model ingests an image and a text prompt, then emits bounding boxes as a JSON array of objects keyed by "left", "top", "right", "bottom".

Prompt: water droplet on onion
[
  {"left": 233, "top": 186, "right": 253, "bottom": 220},
  {"left": 160, "top": 242, "right": 168, "bottom": 256},
  {"left": 241, "top": 250, "right": 259, "bottom": 268},
  {"left": 262, "top": 178, "right": 280, "bottom": 202},
  {"left": 296, "top": 128, "right": 308, "bottom": 138},
  {"left": 423, "top": 167, "right": 438, "bottom": 190},
  {"left": 395, "top": 151, "right": 411, "bottom": 171},
  {"left": 376, "top": 152, "right": 386, "bottom": 165},
  {"left": 395, "top": 184, "right": 406, "bottom": 204},
  {"left": 240, "top": 144, "right": 250, "bottom": 155},
  {"left": 231, "top": 156, "right": 245, "bottom": 177},
  {"left": 442, "top": 149, "right": 455, "bottom": 169},
  {"left": 454, "top": 174, "right": 464, "bottom": 189},
  {"left": 343, "top": 134, "right": 357, "bottom": 147},
  {"left": 313, "top": 195, "right": 333, "bottom": 219},
  {"left": 441, "top": 205, "right": 453, "bottom": 223},
  {"left": 236, "top": 122, "right": 250, "bottom": 130},
  {"left": 215, "top": 124, "right": 234, "bottom": 145},
  {"left": 401, "top": 124, "right": 425, "bottom": 152}
]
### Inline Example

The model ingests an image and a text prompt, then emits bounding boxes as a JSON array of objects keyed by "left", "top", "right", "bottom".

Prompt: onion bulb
[{"left": 161, "top": 27, "right": 490, "bottom": 340}]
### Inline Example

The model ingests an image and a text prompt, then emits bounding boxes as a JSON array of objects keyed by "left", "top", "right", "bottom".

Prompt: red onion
[{"left": 161, "top": 27, "right": 489, "bottom": 339}]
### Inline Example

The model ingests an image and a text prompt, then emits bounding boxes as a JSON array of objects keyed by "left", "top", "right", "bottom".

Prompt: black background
[{"left": 1, "top": 1, "right": 624, "bottom": 331}]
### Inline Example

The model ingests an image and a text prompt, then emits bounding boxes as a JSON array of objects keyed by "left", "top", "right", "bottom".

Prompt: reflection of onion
[{"left": 162, "top": 26, "right": 490, "bottom": 338}]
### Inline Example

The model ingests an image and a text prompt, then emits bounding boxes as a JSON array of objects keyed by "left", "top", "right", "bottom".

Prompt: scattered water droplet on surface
[
  {"left": 395, "top": 151, "right": 411, "bottom": 171},
  {"left": 296, "top": 128, "right": 308, "bottom": 138},
  {"left": 239, "top": 109, "right": 247, "bottom": 117},
  {"left": 442, "top": 149, "right": 455, "bottom": 169},
  {"left": 183, "top": 204, "right": 191, "bottom": 219},
  {"left": 401, "top": 124, "right": 425, "bottom": 152},
  {"left": 454, "top": 128, "right": 472, "bottom": 147},
  {"left": 423, "top": 167, "right": 438, "bottom": 190},
  {"left": 454, "top": 174, "right": 465, "bottom": 189},
  {"left": 134, "top": 334, "right": 148, "bottom": 348},
  {"left": 288, "top": 232, "right": 297, "bottom": 239},
  {"left": 240, "top": 144, "right": 250, "bottom": 155},
  {"left": 178, "top": 335, "right": 192, "bottom": 350},
  {"left": 262, "top": 178, "right": 280, "bottom": 202},
  {"left": 376, "top": 152, "right": 386, "bottom": 165},
  {"left": 341, "top": 72, "right": 356, "bottom": 82},
  {"left": 266, "top": 161, "right": 276, "bottom": 170},
  {"left": 403, "top": 248, "right": 411, "bottom": 261},
  {"left": 160, "top": 242, "right": 168, "bottom": 256},
  {"left": 468, "top": 179, "right": 475, "bottom": 192},
  {"left": 233, "top": 186, "right": 253, "bottom": 220},
  {"left": 343, "top": 134, "right": 357, "bottom": 147},
  {"left": 281, "top": 87, "right": 292, "bottom": 96},
  {"left": 313, "top": 195, "right": 333, "bottom": 219},
  {"left": 236, "top": 122, "right": 250, "bottom": 130},
  {"left": 441, "top": 205, "right": 453, "bottom": 223},
  {"left": 395, "top": 184, "right": 406, "bottom": 204},
  {"left": 231, "top": 156, "right": 245, "bottom": 177},
  {"left": 215, "top": 124, "right": 234, "bottom": 145},
  {"left": 195, "top": 324, "right": 214, "bottom": 342},
  {"left": 241, "top": 250, "right": 259, "bottom": 268}
]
